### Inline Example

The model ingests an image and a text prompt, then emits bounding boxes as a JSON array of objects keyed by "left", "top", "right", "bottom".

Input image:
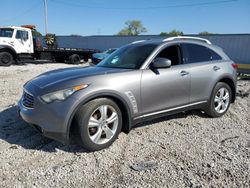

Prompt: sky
[{"left": 0, "top": 0, "right": 250, "bottom": 36}]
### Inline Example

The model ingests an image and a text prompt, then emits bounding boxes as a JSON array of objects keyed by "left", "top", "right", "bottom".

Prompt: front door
[
  {"left": 13, "top": 29, "right": 33, "bottom": 54},
  {"left": 141, "top": 45, "right": 190, "bottom": 115}
]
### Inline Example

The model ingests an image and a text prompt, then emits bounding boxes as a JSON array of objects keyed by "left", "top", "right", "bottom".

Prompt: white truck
[{"left": 0, "top": 25, "right": 99, "bottom": 66}]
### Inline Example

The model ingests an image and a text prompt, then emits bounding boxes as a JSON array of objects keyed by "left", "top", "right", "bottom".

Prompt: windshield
[
  {"left": 97, "top": 44, "right": 157, "bottom": 69},
  {"left": 0, "top": 28, "right": 14, "bottom": 38},
  {"left": 106, "top": 49, "right": 116, "bottom": 54}
]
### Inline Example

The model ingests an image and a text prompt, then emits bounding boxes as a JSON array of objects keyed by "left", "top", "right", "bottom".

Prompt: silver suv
[{"left": 18, "top": 37, "right": 237, "bottom": 151}]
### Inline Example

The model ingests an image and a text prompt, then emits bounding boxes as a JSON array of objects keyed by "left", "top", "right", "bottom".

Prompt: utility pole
[{"left": 44, "top": 0, "right": 48, "bottom": 34}]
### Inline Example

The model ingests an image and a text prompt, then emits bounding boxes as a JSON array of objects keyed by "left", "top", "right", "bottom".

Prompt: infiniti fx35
[{"left": 19, "top": 37, "right": 237, "bottom": 151}]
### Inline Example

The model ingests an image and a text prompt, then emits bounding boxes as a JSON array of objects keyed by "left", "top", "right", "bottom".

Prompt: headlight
[{"left": 41, "top": 84, "right": 88, "bottom": 103}]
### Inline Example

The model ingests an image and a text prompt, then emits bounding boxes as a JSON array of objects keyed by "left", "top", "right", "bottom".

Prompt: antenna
[{"left": 44, "top": 0, "right": 48, "bottom": 34}]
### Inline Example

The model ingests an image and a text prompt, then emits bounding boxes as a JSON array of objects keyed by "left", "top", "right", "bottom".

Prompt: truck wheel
[
  {"left": 69, "top": 54, "right": 80, "bottom": 64},
  {"left": 0, "top": 52, "right": 13, "bottom": 66},
  {"left": 75, "top": 98, "right": 122, "bottom": 151}
]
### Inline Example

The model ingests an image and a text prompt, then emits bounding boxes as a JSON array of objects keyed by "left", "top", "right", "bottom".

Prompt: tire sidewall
[
  {"left": 76, "top": 98, "right": 122, "bottom": 151},
  {"left": 69, "top": 54, "right": 80, "bottom": 64},
  {"left": 209, "top": 82, "right": 232, "bottom": 117},
  {"left": 0, "top": 52, "right": 13, "bottom": 66}
]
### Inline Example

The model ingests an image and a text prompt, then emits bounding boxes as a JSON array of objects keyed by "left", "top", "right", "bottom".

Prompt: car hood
[
  {"left": 29, "top": 66, "right": 130, "bottom": 89},
  {"left": 93, "top": 53, "right": 108, "bottom": 59}
]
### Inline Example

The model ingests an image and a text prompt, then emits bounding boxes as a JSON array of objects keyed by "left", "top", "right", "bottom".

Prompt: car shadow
[
  {"left": 0, "top": 105, "right": 209, "bottom": 153},
  {"left": 0, "top": 105, "right": 88, "bottom": 153}
]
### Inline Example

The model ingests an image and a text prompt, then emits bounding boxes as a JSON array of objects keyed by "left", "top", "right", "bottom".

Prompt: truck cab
[{"left": 0, "top": 26, "right": 34, "bottom": 66}]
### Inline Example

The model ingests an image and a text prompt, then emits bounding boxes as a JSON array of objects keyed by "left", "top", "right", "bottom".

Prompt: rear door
[
  {"left": 141, "top": 44, "right": 191, "bottom": 115},
  {"left": 181, "top": 43, "right": 223, "bottom": 103}
]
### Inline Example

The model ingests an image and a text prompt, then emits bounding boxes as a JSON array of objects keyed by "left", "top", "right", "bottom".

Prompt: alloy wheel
[
  {"left": 88, "top": 105, "right": 119, "bottom": 145},
  {"left": 214, "top": 87, "right": 230, "bottom": 114}
]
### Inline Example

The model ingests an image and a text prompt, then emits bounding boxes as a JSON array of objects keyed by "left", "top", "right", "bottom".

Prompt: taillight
[{"left": 232, "top": 63, "right": 238, "bottom": 69}]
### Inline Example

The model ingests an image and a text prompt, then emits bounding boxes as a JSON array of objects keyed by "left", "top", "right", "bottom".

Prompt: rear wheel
[
  {"left": 69, "top": 54, "right": 80, "bottom": 64},
  {"left": 0, "top": 52, "right": 13, "bottom": 66},
  {"left": 205, "top": 82, "right": 232, "bottom": 117},
  {"left": 75, "top": 98, "right": 122, "bottom": 151}
]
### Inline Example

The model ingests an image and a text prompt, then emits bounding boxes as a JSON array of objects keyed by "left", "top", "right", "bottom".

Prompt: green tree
[
  {"left": 32, "top": 30, "right": 42, "bottom": 37},
  {"left": 118, "top": 20, "right": 147, "bottom": 35},
  {"left": 168, "top": 29, "right": 183, "bottom": 36},
  {"left": 160, "top": 29, "right": 183, "bottom": 36},
  {"left": 198, "top": 31, "right": 214, "bottom": 35},
  {"left": 160, "top": 32, "right": 169, "bottom": 36}
]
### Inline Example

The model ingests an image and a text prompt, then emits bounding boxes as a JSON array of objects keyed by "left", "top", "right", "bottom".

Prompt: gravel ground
[{"left": 0, "top": 63, "right": 249, "bottom": 187}]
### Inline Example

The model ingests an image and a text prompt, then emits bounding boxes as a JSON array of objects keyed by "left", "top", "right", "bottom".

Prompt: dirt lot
[{"left": 0, "top": 63, "right": 249, "bottom": 187}]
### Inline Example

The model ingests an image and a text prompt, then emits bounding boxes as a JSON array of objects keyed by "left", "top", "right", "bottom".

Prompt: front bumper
[{"left": 18, "top": 93, "right": 78, "bottom": 144}]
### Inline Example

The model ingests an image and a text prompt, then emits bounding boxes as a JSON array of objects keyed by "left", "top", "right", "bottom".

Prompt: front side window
[
  {"left": 16, "top": 30, "right": 29, "bottom": 41},
  {"left": 155, "top": 45, "right": 181, "bottom": 66},
  {"left": 0, "top": 28, "right": 14, "bottom": 38},
  {"left": 97, "top": 44, "right": 157, "bottom": 69}
]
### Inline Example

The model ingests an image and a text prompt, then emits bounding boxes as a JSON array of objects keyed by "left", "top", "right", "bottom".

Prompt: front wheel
[
  {"left": 205, "top": 82, "right": 232, "bottom": 117},
  {"left": 75, "top": 98, "right": 122, "bottom": 151},
  {"left": 0, "top": 52, "right": 13, "bottom": 66}
]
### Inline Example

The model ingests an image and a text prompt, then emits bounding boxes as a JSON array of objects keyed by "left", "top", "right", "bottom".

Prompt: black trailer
[{"left": 34, "top": 47, "right": 100, "bottom": 64}]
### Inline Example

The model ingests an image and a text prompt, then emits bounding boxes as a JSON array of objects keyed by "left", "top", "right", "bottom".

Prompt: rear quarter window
[{"left": 210, "top": 49, "right": 222, "bottom": 61}]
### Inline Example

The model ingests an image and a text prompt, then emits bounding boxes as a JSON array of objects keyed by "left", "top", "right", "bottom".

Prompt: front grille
[{"left": 22, "top": 90, "right": 34, "bottom": 108}]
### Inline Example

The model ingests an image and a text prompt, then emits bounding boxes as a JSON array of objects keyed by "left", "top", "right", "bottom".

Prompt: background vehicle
[
  {"left": 18, "top": 37, "right": 237, "bottom": 151},
  {"left": 0, "top": 25, "right": 100, "bottom": 66},
  {"left": 92, "top": 48, "right": 117, "bottom": 64}
]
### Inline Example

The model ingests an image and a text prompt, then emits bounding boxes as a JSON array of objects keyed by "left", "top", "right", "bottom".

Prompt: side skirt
[{"left": 132, "top": 101, "right": 207, "bottom": 125}]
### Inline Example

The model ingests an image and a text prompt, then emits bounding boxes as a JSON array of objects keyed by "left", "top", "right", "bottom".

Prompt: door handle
[
  {"left": 213, "top": 66, "right": 221, "bottom": 71},
  {"left": 180, "top": 70, "right": 189, "bottom": 76}
]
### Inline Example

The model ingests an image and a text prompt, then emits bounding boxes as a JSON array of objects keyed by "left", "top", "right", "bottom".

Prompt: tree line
[{"left": 117, "top": 20, "right": 215, "bottom": 36}]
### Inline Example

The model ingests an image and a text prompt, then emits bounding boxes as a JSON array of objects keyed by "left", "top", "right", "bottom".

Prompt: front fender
[
  {"left": 65, "top": 90, "right": 134, "bottom": 144},
  {"left": 0, "top": 45, "right": 17, "bottom": 58}
]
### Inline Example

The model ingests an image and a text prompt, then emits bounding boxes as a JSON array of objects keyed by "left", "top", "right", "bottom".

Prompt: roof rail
[
  {"left": 163, "top": 36, "right": 212, "bottom": 44},
  {"left": 131, "top": 40, "right": 147, "bottom": 44}
]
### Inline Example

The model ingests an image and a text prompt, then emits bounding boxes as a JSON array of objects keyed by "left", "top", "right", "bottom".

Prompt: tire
[
  {"left": 75, "top": 98, "right": 122, "bottom": 151},
  {"left": 0, "top": 52, "right": 13, "bottom": 66},
  {"left": 205, "top": 82, "right": 232, "bottom": 117},
  {"left": 69, "top": 54, "right": 80, "bottom": 64}
]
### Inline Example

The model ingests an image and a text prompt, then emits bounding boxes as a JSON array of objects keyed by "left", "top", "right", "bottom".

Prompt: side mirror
[{"left": 153, "top": 58, "right": 171, "bottom": 68}]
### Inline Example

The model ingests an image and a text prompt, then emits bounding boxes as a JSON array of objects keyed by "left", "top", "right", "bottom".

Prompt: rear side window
[
  {"left": 210, "top": 50, "right": 222, "bottom": 61},
  {"left": 182, "top": 44, "right": 222, "bottom": 64}
]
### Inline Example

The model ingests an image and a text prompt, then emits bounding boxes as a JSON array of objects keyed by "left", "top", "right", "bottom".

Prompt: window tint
[
  {"left": 182, "top": 44, "right": 211, "bottom": 63},
  {"left": 0, "top": 28, "right": 13, "bottom": 38},
  {"left": 97, "top": 44, "right": 157, "bottom": 69},
  {"left": 16, "top": 30, "right": 29, "bottom": 41},
  {"left": 23, "top": 31, "right": 29, "bottom": 41},
  {"left": 156, "top": 45, "right": 181, "bottom": 66},
  {"left": 210, "top": 50, "right": 222, "bottom": 61}
]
